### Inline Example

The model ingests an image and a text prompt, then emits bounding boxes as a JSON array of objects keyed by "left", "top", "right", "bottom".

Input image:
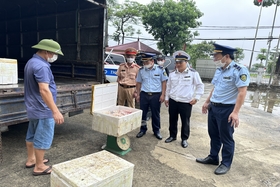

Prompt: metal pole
[
  {"left": 268, "top": 34, "right": 280, "bottom": 88},
  {"left": 264, "top": 2, "right": 278, "bottom": 67},
  {"left": 248, "top": 0, "right": 264, "bottom": 70}
]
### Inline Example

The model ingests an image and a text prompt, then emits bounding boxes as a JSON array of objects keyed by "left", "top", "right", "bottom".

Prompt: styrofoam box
[
  {"left": 91, "top": 83, "right": 142, "bottom": 137},
  {"left": 0, "top": 58, "right": 18, "bottom": 84},
  {"left": 51, "top": 150, "right": 134, "bottom": 187}
]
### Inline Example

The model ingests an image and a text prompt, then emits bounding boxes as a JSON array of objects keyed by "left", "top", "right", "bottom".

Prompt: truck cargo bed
[{"left": 0, "top": 79, "right": 98, "bottom": 127}]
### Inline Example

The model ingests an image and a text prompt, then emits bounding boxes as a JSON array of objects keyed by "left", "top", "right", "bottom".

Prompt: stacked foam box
[
  {"left": 0, "top": 58, "right": 18, "bottom": 84},
  {"left": 51, "top": 150, "right": 134, "bottom": 187},
  {"left": 91, "top": 83, "right": 142, "bottom": 137}
]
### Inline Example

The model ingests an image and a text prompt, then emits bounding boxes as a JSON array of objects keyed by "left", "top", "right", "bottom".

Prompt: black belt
[
  {"left": 119, "top": 84, "right": 136, "bottom": 88},
  {"left": 211, "top": 102, "right": 234, "bottom": 107},
  {"left": 142, "top": 91, "right": 161, "bottom": 96}
]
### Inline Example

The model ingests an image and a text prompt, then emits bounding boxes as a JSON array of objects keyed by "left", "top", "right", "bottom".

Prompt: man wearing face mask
[
  {"left": 196, "top": 43, "right": 250, "bottom": 175},
  {"left": 116, "top": 47, "right": 140, "bottom": 108},
  {"left": 135, "top": 53, "right": 168, "bottom": 140},
  {"left": 144, "top": 54, "right": 170, "bottom": 121},
  {"left": 164, "top": 51, "right": 204, "bottom": 148},
  {"left": 156, "top": 54, "right": 169, "bottom": 76},
  {"left": 24, "top": 39, "right": 64, "bottom": 176}
]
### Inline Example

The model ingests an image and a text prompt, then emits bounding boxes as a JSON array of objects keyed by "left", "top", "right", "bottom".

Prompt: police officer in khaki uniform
[{"left": 116, "top": 47, "right": 140, "bottom": 108}]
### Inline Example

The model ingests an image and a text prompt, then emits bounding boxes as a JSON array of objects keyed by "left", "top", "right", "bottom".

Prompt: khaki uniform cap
[
  {"left": 32, "top": 39, "right": 64, "bottom": 56},
  {"left": 125, "top": 47, "right": 137, "bottom": 55}
]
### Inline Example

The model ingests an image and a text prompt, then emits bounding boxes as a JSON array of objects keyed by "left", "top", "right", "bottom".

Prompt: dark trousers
[
  {"left": 168, "top": 98, "right": 192, "bottom": 140},
  {"left": 208, "top": 104, "right": 235, "bottom": 167},
  {"left": 139, "top": 92, "right": 161, "bottom": 133}
]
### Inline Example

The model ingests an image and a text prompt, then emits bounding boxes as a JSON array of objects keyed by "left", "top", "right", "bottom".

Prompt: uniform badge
[
  {"left": 163, "top": 71, "right": 167, "bottom": 76},
  {"left": 240, "top": 74, "right": 247, "bottom": 81}
]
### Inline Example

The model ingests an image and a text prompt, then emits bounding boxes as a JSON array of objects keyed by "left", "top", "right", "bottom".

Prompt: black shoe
[
  {"left": 214, "top": 164, "right": 230, "bottom": 175},
  {"left": 181, "top": 140, "right": 188, "bottom": 148},
  {"left": 154, "top": 132, "right": 162, "bottom": 140},
  {"left": 136, "top": 131, "right": 146, "bottom": 138},
  {"left": 165, "top": 137, "right": 176, "bottom": 143},
  {"left": 196, "top": 156, "right": 219, "bottom": 165}
]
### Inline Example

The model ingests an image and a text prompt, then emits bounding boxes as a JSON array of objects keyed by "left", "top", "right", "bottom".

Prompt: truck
[
  {"left": 196, "top": 59, "right": 216, "bottom": 81},
  {"left": 0, "top": 0, "right": 106, "bottom": 161}
]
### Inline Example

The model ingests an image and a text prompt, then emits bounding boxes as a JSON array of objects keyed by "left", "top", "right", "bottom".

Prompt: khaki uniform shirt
[{"left": 117, "top": 63, "right": 140, "bottom": 86}]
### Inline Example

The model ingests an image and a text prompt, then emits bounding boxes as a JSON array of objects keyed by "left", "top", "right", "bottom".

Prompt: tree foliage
[
  {"left": 252, "top": 63, "right": 265, "bottom": 70},
  {"left": 110, "top": 0, "right": 144, "bottom": 44},
  {"left": 187, "top": 41, "right": 214, "bottom": 68},
  {"left": 107, "top": 0, "right": 118, "bottom": 20},
  {"left": 142, "top": 0, "right": 203, "bottom": 55},
  {"left": 256, "top": 48, "right": 267, "bottom": 65},
  {"left": 253, "top": 0, "right": 280, "bottom": 7},
  {"left": 235, "top": 48, "right": 245, "bottom": 62}
]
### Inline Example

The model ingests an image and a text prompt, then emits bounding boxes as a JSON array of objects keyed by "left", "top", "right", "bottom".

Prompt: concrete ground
[{"left": 0, "top": 83, "right": 279, "bottom": 187}]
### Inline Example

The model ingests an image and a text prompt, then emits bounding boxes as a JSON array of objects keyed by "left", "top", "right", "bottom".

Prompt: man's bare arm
[{"left": 38, "top": 83, "right": 64, "bottom": 124}]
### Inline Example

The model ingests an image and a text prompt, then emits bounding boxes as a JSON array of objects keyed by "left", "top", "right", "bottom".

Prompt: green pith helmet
[{"left": 32, "top": 39, "right": 64, "bottom": 56}]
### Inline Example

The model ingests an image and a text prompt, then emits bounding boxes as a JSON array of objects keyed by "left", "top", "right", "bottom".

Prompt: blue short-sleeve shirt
[
  {"left": 210, "top": 61, "right": 250, "bottom": 104},
  {"left": 24, "top": 54, "right": 57, "bottom": 119},
  {"left": 136, "top": 64, "right": 168, "bottom": 92}
]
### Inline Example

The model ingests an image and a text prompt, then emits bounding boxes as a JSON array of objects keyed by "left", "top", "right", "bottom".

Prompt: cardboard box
[
  {"left": 51, "top": 150, "right": 134, "bottom": 187},
  {"left": 0, "top": 58, "right": 18, "bottom": 84},
  {"left": 91, "top": 83, "right": 142, "bottom": 137}
]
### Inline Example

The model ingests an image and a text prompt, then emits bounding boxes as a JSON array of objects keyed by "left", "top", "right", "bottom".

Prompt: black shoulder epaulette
[
  {"left": 233, "top": 64, "right": 241, "bottom": 71},
  {"left": 189, "top": 68, "right": 196, "bottom": 72},
  {"left": 157, "top": 66, "right": 163, "bottom": 69}
]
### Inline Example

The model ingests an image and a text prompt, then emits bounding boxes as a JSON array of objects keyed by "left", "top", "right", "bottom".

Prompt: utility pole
[
  {"left": 264, "top": 2, "right": 278, "bottom": 67},
  {"left": 248, "top": 0, "right": 264, "bottom": 70}
]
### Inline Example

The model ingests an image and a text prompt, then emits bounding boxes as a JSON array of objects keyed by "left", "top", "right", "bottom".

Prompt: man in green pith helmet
[{"left": 24, "top": 39, "right": 64, "bottom": 176}]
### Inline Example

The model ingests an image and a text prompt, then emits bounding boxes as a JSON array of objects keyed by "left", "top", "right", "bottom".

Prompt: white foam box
[
  {"left": 0, "top": 58, "right": 18, "bottom": 84},
  {"left": 91, "top": 83, "right": 142, "bottom": 137},
  {"left": 51, "top": 150, "right": 134, "bottom": 187}
]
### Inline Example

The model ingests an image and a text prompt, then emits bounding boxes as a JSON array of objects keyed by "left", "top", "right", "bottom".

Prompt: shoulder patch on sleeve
[{"left": 240, "top": 74, "right": 247, "bottom": 82}]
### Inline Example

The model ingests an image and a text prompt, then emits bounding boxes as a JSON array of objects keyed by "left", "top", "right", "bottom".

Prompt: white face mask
[
  {"left": 214, "top": 56, "right": 226, "bottom": 68},
  {"left": 126, "top": 58, "right": 134, "bottom": 63},
  {"left": 157, "top": 61, "right": 164, "bottom": 66},
  {"left": 144, "top": 64, "right": 153, "bottom": 69},
  {"left": 47, "top": 54, "right": 58, "bottom": 63}
]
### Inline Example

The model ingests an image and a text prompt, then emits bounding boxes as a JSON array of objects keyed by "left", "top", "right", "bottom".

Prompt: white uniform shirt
[{"left": 165, "top": 68, "right": 204, "bottom": 103}]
